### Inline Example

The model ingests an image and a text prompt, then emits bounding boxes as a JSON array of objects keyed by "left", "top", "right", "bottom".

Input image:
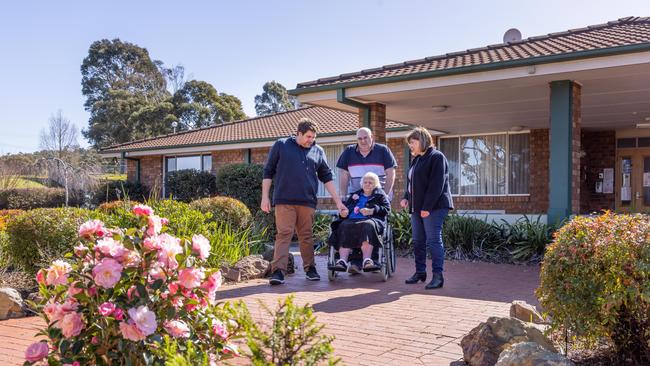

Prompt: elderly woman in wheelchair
[{"left": 328, "top": 172, "right": 391, "bottom": 272}]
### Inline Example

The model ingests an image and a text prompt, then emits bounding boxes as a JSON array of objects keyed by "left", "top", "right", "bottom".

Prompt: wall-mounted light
[
  {"left": 510, "top": 125, "right": 525, "bottom": 132},
  {"left": 636, "top": 123, "right": 650, "bottom": 128},
  {"left": 431, "top": 105, "right": 449, "bottom": 113}
]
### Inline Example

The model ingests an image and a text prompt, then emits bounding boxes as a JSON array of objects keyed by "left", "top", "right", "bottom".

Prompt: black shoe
[
  {"left": 269, "top": 269, "right": 285, "bottom": 285},
  {"left": 425, "top": 272, "right": 444, "bottom": 289},
  {"left": 333, "top": 259, "right": 348, "bottom": 272},
  {"left": 305, "top": 266, "right": 320, "bottom": 281},
  {"left": 405, "top": 272, "right": 427, "bottom": 284}
]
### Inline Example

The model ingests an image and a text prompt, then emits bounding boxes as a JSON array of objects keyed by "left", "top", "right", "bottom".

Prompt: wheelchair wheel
[
  {"left": 328, "top": 245, "right": 337, "bottom": 281},
  {"left": 328, "top": 269, "right": 337, "bottom": 281},
  {"left": 381, "top": 263, "right": 389, "bottom": 282}
]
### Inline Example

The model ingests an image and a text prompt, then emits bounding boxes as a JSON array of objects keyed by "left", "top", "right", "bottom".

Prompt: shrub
[
  {"left": 388, "top": 209, "right": 412, "bottom": 250},
  {"left": 26, "top": 205, "right": 246, "bottom": 365},
  {"left": 0, "top": 230, "right": 10, "bottom": 269},
  {"left": 312, "top": 213, "right": 333, "bottom": 248},
  {"left": 205, "top": 222, "right": 265, "bottom": 267},
  {"left": 166, "top": 170, "right": 216, "bottom": 202},
  {"left": 500, "top": 215, "right": 556, "bottom": 262},
  {"left": 250, "top": 210, "right": 276, "bottom": 243},
  {"left": 0, "top": 188, "right": 67, "bottom": 209},
  {"left": 5, "top": 207, "right": 99, "bottom": 273},
  {"left": 94, "top": 180, "right": 150, "bottom": 204},
  {"left": 0, "top": 209, "right": 23, "bottom": 231},
  {"left": 443, "top": 214, "right": 505, "bottom": 260},
  {"left": 190, "top": 196, "right": 252, "bottom": 231},
  {"left": 215, "top": 164, "right": 265, "bottom": 213},
  {"left": 243, "top": 295, "right": 340, "bottom": 365},
  {"left": 537, "top": 212, "right": 650, "bottom": 364}
]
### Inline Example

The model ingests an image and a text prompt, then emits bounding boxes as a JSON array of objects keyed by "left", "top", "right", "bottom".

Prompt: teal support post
[
  {"left": 337, "top": 88, "right": 370, "bottom": 128},
  {"left": 548, "top": 81, "right": 574, "bottom": 224}
]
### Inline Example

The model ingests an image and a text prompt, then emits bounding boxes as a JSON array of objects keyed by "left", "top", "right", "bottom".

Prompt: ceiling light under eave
[
  {"left": 431, "top": 105, "right": 449, "bottom": 113},
  {"left": 636, "top": 123, "right": 650, "bottom": 128}
]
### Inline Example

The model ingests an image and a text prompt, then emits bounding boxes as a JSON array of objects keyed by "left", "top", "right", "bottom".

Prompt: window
[
  {"left": 440, "top": 132, "right": 530, "bottom": 196},
  {"left": 317, "top": 144, "right": 346, "bottom": 197},
  {"left": 165, "top": 154, "right": 212, "bottom": 174}
]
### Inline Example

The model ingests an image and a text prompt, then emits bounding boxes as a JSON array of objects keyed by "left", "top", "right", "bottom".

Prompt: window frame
[
  {"left": 440, "top": 131, "right": 531, "bottom": 197},
  {"left": 317, "top": 143, "right": 347, "bottom": 198},
  {"left": 163, "top": 153, "right": 213, "bottom": 197}
]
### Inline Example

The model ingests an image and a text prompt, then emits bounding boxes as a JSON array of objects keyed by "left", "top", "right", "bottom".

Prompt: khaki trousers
[{"left": 272, "top": 204, "right": 315, "bottom": 273}]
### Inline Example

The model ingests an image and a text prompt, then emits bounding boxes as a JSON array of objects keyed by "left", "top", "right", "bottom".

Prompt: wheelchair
[{"left": 325, "top": 217, "right": 396, "bottom": 282}]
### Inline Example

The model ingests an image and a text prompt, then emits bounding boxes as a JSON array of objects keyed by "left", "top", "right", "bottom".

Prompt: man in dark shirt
[
  {"left": 262, "top": 118, "right": 347, "bottom": 285},
  {"left": 336, "top": 127, "right": 397, "bottom": 274}
]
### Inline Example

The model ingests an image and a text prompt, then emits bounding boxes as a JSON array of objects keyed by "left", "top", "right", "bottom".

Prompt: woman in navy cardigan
[{"left": 400, "top": 127, "right": 454, "bottom": 289}]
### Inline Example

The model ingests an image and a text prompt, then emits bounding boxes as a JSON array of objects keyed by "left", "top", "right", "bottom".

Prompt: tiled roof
[
  {"left": 101, "top": 106, "right": 408, "bottom": 153},
  {"left": 296, "top": 17, "right": 650, "bottom": 90}
]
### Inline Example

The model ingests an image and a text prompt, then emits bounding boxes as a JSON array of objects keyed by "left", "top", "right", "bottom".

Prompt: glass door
[{"left": 617, "top": 148, "right": 650, "bottom": 213}]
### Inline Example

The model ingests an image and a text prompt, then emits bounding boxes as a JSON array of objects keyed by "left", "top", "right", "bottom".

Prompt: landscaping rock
[
  {"left": 233, "top": 255, "right": 270, "bottom": 280},
  {"left": 510, "top": 300, "right": 545, "bottom": 324},
  {"left": 461, "top": 317, "right": 557, "bottom": 366},
  {"left": 0, "top": 288, "right": 25, "bottom": 319},
  {"left": 262, "top": 247, "right": 295, "bottom": 274},
  {"left": 222, "top": 267, "right": 241, "bottom": 282},
  {"left": 496, "top": 342, "right": 574, "bottom": 366}
]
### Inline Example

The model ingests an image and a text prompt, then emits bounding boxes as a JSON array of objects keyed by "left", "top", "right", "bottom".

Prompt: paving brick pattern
[{"left": 0, "top": 256, "right": 540, "bottom": 366}]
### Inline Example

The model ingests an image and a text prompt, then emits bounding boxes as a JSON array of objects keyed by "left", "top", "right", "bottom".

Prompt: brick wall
[
  {"left": 580, "top": 130, "right": 615, "bottom": 213},
  {"left": 363, "top": 103, "right": 387, "bottom": 144},
  {"left": 211, "top": 150, "right": 245, "bottom": 175},
  {"left": 126, "top": 155, "right": 163, "bottom": 195},
  {"left": 452, "top": 129, "right": 549, "bottom": 214}
]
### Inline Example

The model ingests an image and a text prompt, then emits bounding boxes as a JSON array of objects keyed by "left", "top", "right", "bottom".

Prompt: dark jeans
[{"left": 411, "top": 209, "right": 449, "bottom": 274}]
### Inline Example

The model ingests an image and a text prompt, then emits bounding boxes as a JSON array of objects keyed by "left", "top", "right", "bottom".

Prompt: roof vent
[{"left": 503, "top": 28, "right": 522, "bottom": 43}]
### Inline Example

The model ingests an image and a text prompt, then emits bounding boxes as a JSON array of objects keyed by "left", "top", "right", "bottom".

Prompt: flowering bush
[
  {"left": 537, "top": 212, "right": 650, "bottom": 364},
  {"left": 26, "top": 204, "right": 245, "bottom": 365}
]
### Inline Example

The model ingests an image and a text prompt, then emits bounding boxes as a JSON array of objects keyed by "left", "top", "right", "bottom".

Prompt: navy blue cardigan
[{"left": 403, "top": 147, "right": 454, "bottom": 213}]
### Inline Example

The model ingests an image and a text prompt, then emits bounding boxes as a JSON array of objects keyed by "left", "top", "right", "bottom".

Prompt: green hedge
[
  {"left": 166, "top": 170, "right": 217, "bottom": 202},
  {"left": 190, "top": 196, "right": 252, "bottom": 231},
  {"left": 216, "top": 163, "right": 265, "bottom": 214},
  {"left": 0, "top": 188, "right": 68, "bottom": 209},
  {"left": 5, "top": 207, "right": 100, "bottom": 273},
  {"left": 94, "top": 180, "right": 150, "bottom": 204}
]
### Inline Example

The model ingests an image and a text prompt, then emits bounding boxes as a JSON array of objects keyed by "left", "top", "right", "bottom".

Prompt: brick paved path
[{"left": 0, "top": 256, "right": 540, "bottom": 366}]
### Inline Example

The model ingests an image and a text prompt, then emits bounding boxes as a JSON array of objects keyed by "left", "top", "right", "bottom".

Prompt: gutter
[
  {"left": 121, "top": 152, "right": 141, "bottom": 184},
  {"left": 337, "top": 88, "right": 370, "bottom": 128},
  {"left": 289, "top": 43, "right": 650, "bottom": 95}
]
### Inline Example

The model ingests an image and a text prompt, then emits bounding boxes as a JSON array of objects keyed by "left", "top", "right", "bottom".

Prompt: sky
[{"left": 0, "top": 0, "right": 648, "bottom": 154}]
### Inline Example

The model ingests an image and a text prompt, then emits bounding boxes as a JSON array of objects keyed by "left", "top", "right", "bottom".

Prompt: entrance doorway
[{"left": 616, "top": 146, "right": 650, "bottom": 213}]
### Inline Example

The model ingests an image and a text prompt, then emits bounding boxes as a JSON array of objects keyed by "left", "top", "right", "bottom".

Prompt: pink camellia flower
[
  {"left": 73, "top": 243, "right": 88, "bottom": 257},
  {"left": 161, "top": 217, "right": 169, "bottom": 225},
  {"left": 202, "top": 271, "right": 222, "bottom": 302},
  {"left": 113, "top": 308, "right": 124, "bottom": 321},
  {"left": 66, "top": 282, "right": 83, "bottom": 297},
  {"left": 178, "top": 268, "right": 205, "bottom": 289},
  {"left": 156, "top": 234, "right": 182, "bottom": 269},
  {"left": 24, "top": 341, "right": 49, "bottom": 362},
  {"left": 127, "top": 285, "right": 137, "bottom": 301},
  {"left": 148, "top": 263, "right": 167, "bottom": 281},
  {"left": 147, "top": 215, "right": 163, "bottom": 236},
  {"left": 168, "top": 282, "right": 179, "bottom": 295},
  {"left": 223, "top": 343, "right": 240, "bottom": 356},
  {"left": 132, "top": 204, "right": 154, "bottom": 217},
  {"left": 60, "top": 312, "right": 85, "bottom": 338},
  {"left": 164, "top": 320, "right": 190, "bottom": 338},
  {"left": 119, "top": 321, "right": 146, "bottom": 341},
  {"left": 127, "top": 305, "right": 157, "bottom": 336},
  {"left": 95, "top": 237, "right": 127, "bottom": 260},
  {"left": 36, "top": 269, "right": 46, "bottom": 285},
  {"left": 122, "top": 250, "right": 141, "bottom": 267},
  {"left": 192, "top": 234, "right": 211, "bottom": 260},
  {"left": 78, "top": 219, "right": 107, "bottom": 238},
  {"left": 212, "top": 320, "right": 228, "bottom": 339},
  {"left": 92, "top": 258, "right": 123, "bottom": 288},
  {"left": 98, "top": 302, "right": 116, "bottom": 316},
  {"left": 91, "top": 336, "right": 99, "bottom": 344},
  {"left": 46, "top": 260, "right": 72, "bottom": 286},
  {"left": 87, "top": 286, "right": 98, "bottom": 297},
  {"left": 143, "top": 236, "right": 162, "bottom": 251}
]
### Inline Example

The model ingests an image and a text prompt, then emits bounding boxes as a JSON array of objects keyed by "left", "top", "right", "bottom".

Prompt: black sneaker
[
  {"left": 305, "top": 265, "right": 320, "bottom": 281},
  {"left": 269, "top": 269, "right": 285, "bottom": 285}
]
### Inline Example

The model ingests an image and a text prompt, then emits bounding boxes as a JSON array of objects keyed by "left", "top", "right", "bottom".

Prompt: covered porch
[{"left": 291, "top": 17, "right": 650, "bottom": 223}]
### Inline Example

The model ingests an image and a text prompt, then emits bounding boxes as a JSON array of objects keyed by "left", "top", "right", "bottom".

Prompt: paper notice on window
[
  {"left": 644, "top": 172, "right": 650, "bottom": 187},
  {"left": 621, "top": 187, "right": 632, "bottom": 201},
  {"left": 603, "top": 168, "right": 614, "bottom": 194}
]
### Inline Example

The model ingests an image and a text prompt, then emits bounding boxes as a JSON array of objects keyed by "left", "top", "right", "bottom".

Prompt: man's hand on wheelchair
[{"left": 339, "top": 207, "right": 349, "bottom": 218}]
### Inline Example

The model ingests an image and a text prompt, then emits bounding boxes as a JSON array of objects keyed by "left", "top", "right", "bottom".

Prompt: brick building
[{"left": 103, "top": 17, "right": 650, "bottom": 223}]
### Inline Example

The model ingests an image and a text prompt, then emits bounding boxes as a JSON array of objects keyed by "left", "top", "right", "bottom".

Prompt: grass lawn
[
  {"left": 12, "top": 177, "right": 47, "bottom": 188},
  {"left": 101, "top": 174, "right": 127, "bottom": 181}
]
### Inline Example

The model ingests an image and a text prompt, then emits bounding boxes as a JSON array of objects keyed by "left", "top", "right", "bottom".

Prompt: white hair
[
  {"left": 362, "top": 171, "right": 381, "bottom": 189},
  {"left": 356, "top": 127, "right": 373, "bottom": 138}
]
